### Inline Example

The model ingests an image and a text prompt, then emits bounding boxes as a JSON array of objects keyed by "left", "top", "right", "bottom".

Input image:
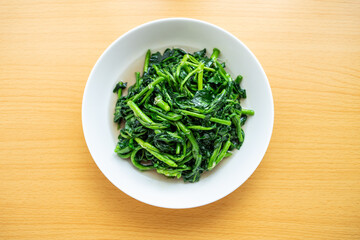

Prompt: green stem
[
  {"left": 131, "top": 147, "right": 155, "bottom": 171},
  {"left": 198, "top": 63, "right": 204, "bottom": 90},
  {"left": 178, "top": 154, "right": 193, "bottom": 166},
  {"left": 180, "top": 66, "right": 199, "bottom": 92},
  {"left": 135, "top": 72, "right": 141, "bottom": 89},
  {"left": 131, "top": 77, "right": 165, "bottom": 102},
  {"left": 224, "top": 151, "right": 233, "bottom": 158},
  {"left": 161, "top": 87, "right": 173, "bottom": 109},
  {"left": 188, "top": 55, "right": 199, "bottom": 64},
  {"left": 231, "top": 115, "right": 244, "bottom": 143},
  {"left": 211, "top": 48, "right": 220, "bottom": 61},
  {"left": 186, "top": 62, "right": 215, "bottom": 72},
  {"left": 178, "top": 110, "right": 231, "bottom": 126},
  {"left": 184, "top": 86, "right": 194, "bottom": 98},
  {"left": 135, "top": 138, "right": 178, "bottom": 167},
  {"left": 144, "top": 49, "right": 151, "bottom": 73},
  {"left": 184, "top": 64, "right": 191, "bottom": 73},
  {"left": 148, "top": 106, "right": 183, "bottom": 121},
  {"left": 136, "top": 117, "right": 170, "bottom": 130},
  {"left": 117, "top": 152, "right": 132, "bottom": 158},
  {"left": 209, "top": 117, "right": 231, "bottom": 126},
  {"left": 154, "top": 95, "right": 170, "bottom": 112},
  {"left": 163, "top": 69, "right": 178, "bottom": 88},
  {"left": 164, "top": 142, "right": 187, "bottom": 162},
  {"left": 113, "top": 82, "right": 127, "bottom": 98},
  {"left": 156, "top": 166, "right": 191, "bottom": 179},
  {"left": 235, "top": 75, "right": 243, "bottom": 84},
  {"left": 215, "top": 138, "right": 232, "bottom": 165},
  {"left": 127, "top": 100, "right": 153, "bottom": 123},
  {"left": 153, "top": 65, "right": 167, "bottom": 78},
  {"left": 134, "top": 138, "right": 159, "bottom": 152},
  {"left": 176, "top": 54, "right": 189, "bottom": 82},
  {"left": 119, "top": 131, "right": 130, "bottom": 139},
  {"left": 187, "top": 125, "right": 215, "bottom": 130},
  {"left": 208, "top": 142, "right": 222, "bottom": 170},
  {"left": 175, "top": 122, "right": 201, "bottom": 163},
  {"left": 241, "top": 109, "right": 255, "bottom": 115},
  {"left": 176, "top": 143, "right": 181, "bottom": 154},
  {"left": 115, "top": 146, "right": 131, "bottom": 154},
  {"left": 138, "top": 87, "right": 154, "bottom": 106},
  {"left": 216, "top": 61, "right": 232, "bottom": 82}
]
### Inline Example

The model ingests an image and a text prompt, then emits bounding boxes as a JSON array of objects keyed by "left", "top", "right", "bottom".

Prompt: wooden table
[{"left": 1, "top": 1, "right": 359, "bottom": 239}]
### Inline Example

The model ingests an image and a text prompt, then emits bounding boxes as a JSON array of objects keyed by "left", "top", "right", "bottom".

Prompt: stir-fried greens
[{"left": 113, "top": 48, "right": 254, "bottom": 183}]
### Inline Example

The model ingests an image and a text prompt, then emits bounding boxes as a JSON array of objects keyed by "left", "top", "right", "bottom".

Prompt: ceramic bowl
[{"left": 82, "top": 18, "right": 274, "bottom": 209}]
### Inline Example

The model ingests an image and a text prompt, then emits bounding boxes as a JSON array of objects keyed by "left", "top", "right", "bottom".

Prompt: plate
[{"left": 82, "top": 18, "right": 274, "bottom": 208}]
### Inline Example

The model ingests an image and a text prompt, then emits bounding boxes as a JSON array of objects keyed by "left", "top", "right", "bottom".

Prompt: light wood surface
[{"left": 1, "top": 1, "right": 359, "bottom": 239}]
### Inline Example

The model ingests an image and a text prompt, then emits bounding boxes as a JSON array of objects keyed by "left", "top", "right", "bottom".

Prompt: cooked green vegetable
[{"left": 113, "top": 48, "right": 254, "bottom": 182}]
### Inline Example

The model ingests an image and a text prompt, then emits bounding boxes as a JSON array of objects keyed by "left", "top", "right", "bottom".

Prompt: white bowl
[{"left": 82, "top": 18, "right": 274, "bottom": 209}]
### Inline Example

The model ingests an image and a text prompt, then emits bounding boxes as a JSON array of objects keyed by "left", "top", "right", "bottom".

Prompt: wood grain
[{"left": 0, "top": 0, "right": 359, "bottom": 239}]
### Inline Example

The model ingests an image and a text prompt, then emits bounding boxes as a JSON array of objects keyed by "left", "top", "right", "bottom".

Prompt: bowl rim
[{"left": 82, "top": 17, "right": 274, "bottom": 209}]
